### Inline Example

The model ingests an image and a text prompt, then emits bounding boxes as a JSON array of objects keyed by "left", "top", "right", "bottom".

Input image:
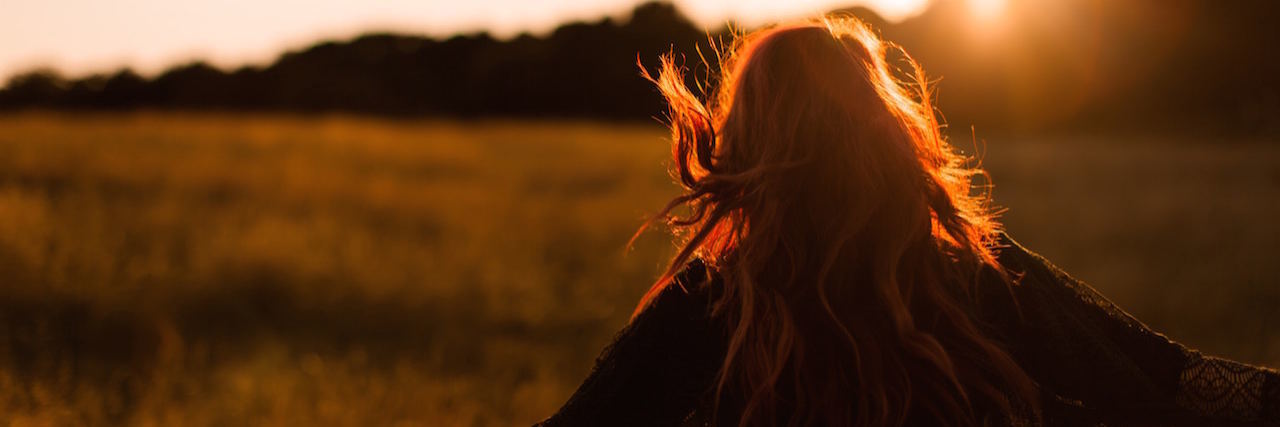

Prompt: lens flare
[
  {"left": 866, "top": 0, "right": 931, "bottom": 21},
  {"left": 969, "top": 0, "right": 1008, "bottom": 22}
]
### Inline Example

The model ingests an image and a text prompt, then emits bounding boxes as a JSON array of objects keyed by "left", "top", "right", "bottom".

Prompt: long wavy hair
[{"left": 633, "top": 17, "right": 1040, "bottom": 427}]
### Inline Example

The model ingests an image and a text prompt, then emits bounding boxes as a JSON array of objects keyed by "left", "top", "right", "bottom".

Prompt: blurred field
[{"left": 0, "top": 112, "right": 1276, "bottom": 426}]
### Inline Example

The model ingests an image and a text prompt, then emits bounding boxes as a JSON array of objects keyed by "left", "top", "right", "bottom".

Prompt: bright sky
[{"left": 0, "top": 0, "right": 929, "bottom": 81}]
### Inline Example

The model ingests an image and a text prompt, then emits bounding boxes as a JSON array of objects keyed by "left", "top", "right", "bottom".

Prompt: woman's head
[{"left": 637, "top": 17, "right": 1039, "bottom": 426}]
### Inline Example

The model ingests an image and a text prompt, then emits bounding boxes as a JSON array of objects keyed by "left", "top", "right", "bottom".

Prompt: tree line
[{"left": 1, "top": 0, "right": 1276, "bottom": 135}]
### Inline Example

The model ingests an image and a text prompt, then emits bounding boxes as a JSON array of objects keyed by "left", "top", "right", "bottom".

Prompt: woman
[{"left": 536, "top": 17, "right": 1279, "bottom": 426}]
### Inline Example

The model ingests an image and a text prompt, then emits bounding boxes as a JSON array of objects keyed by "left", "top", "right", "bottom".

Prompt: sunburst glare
[{"left": 969, "top": 0, "right": 1008, "bottom": 23}]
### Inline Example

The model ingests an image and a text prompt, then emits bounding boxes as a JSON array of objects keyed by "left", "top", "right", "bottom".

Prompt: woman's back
[{"left": 536, "top": 234, "right": 1280, "bottom": 426}]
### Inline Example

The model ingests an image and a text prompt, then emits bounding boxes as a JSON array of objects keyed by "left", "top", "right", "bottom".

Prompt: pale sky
[{"left": 0, "top": 0, "right": 929, "bottom": 81}]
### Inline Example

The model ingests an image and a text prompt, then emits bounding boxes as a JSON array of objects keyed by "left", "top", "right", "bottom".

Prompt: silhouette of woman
[{"left": 536, "top": 17, "right": 1279, "bottom": 427}]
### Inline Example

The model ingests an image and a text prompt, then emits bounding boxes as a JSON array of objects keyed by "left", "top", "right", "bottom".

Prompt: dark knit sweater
[{"left": 537, "top": 234, "right": 1280, "bottom": 426}]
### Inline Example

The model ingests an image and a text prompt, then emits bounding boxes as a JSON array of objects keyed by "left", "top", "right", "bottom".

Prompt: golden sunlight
[
  {"left": 969, "top": 0, "right": 1008, "bottom": 23},
  {"left": 866, "top": 0, "right": 931, "bottom": 20}
]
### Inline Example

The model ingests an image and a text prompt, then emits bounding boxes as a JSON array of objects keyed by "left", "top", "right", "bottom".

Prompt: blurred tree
[{"left": 0, "top": 69, "right": 68, "bottom": 108}]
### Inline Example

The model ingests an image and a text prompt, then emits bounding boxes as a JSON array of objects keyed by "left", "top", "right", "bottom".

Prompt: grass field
[{"left": 0, "top": 112, "right": 1276, "bottom": 426}]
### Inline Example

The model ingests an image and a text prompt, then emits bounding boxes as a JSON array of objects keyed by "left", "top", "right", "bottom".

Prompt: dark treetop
[{"left": 535, "top": 234, "right": 1280, "bottom": 426}]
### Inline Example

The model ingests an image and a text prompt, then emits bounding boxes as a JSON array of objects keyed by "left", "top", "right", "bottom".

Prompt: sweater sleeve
[
  {"left": 985, "top": 234, "right": 1280, "bottom": 426},
  {"left": 534, "top": 259, "right": 727, "bottom": 427}
]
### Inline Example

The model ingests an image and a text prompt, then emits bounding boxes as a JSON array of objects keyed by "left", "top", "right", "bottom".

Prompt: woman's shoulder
[
  {"left": 641, "top": 257, "right": 722, "bottom": 321},
  {"left": 971, "top": 232, "right": 1099, "bottom": 338},
  {"left": 992, "top": 232, "right": 1057, "bottom": 278},
  {"left": 989, "top": 232, "right": 1114, "bottom": 306},
  {"left": 988, "top": 232, "right": 1092, "bottom": 299},
  {"left": 673, "top": 256, "right": 713, "bottom": 285}
]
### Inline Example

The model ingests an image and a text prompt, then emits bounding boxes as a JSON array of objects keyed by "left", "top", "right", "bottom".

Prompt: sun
[
  {"left": 862, "top": 0, "right": 1008, "bottom": 25},
  {"left": 969, "top": 0, "right": 1008, "bottom": 23},
  {"left": 864, "top": 0, "right": 931, "bottom": 21}
]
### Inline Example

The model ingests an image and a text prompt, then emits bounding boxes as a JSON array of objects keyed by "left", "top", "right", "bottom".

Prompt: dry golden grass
[{"left": 0, "top": 112, "right": 1275, "bottom": 426}]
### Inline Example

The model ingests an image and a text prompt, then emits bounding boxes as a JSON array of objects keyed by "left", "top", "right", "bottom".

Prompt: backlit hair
[{"left": 634, "top": 17, "right": 1040, "bottom": 427}]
